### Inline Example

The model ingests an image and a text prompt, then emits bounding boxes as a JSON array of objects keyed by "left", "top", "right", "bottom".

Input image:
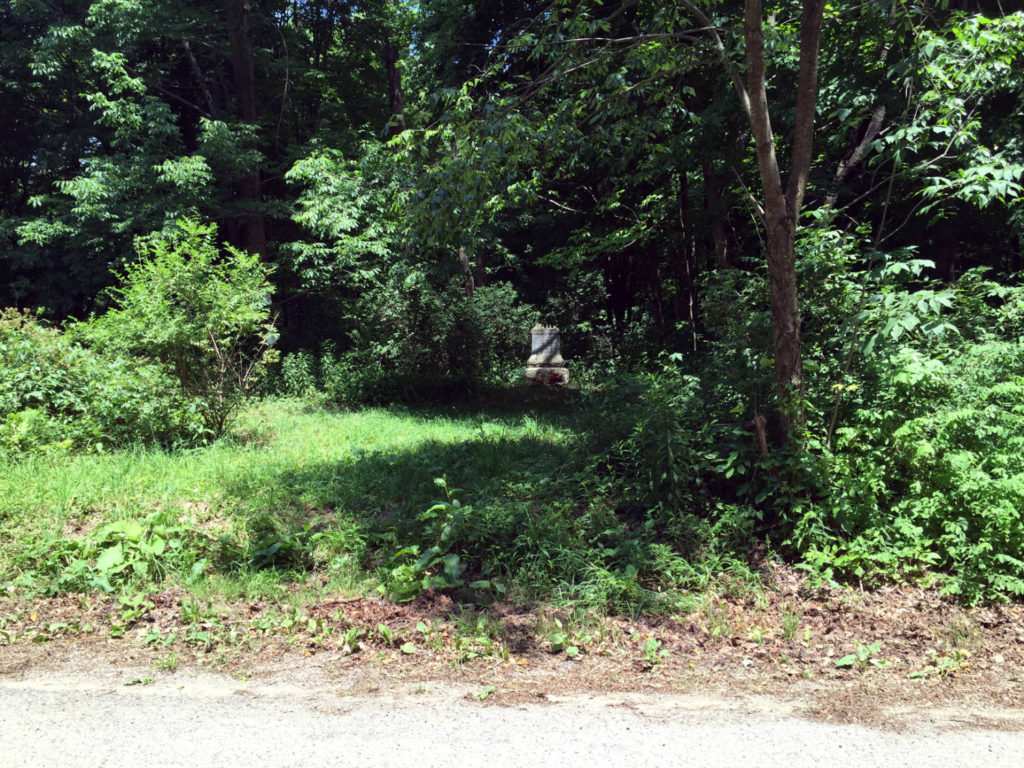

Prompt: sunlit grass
[{"left": 0, "top": 397, "right": 582, "bottom": 593}]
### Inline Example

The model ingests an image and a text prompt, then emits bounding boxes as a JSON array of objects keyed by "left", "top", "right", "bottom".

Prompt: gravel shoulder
[
  {"left": 3, "top": 664, "right": 1024, "bottom": 768},
  {"left": 3, "top": 564, "right": 1024, "bottom": 765}
]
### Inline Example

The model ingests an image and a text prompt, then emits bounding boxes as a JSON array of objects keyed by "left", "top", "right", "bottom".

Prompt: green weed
[
  {"left": 909, "top": 648, "right": 971, "bottom": 679},
  {"left": 835, "top": 640, "right": 885, "bottom": 673},
  {"left": 781, "top": 605, "right": 803, "bottom": 641},
  {"left": 154, "top": 651, "right": 179, "bottom": 672},
  {"left": 642, "top": 635, "right": 668, "bottom": 666}
]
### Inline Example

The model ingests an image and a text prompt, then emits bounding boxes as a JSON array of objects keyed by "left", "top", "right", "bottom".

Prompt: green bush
[
  {"left": 581, "top": 258, "right": 1024, "bottom": 603},
  {"left": 796, "top": 339, "right": 1024, "bottom": 602},
  {"left": 277, "top": 349, "right": 320, "bottom": 398},
  {"left": 268, "top": 276, "right": 536, "bottom": 406},
  {"left": 352, "top": 270, "right": 535, "bottom": 384},
  {"left": 0, "top": 308, "right": 201, "bottom": 455},
  {"left": 84, "top": 218, "right": 278, "bottom": 435},
  {"left": 792, "top": 268, "right": 1024, "bottom": 601},
  {"left": 12, "top": 510, "right": 212, "bottom": 596}
]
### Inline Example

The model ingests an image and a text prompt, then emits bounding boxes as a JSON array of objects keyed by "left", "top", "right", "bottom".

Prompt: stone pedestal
[{"left": 525, "top": 325, "right": 569, "bottom": 385}]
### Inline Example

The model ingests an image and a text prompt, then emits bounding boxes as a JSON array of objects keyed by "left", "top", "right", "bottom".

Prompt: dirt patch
[{"left": 3, "top": 564, "right": 1023, "bottom": 729}]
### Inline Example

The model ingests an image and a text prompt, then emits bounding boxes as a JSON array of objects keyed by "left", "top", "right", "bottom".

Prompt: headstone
[{"left": 525, "top": 325, "right": 569, "bottom": 386}]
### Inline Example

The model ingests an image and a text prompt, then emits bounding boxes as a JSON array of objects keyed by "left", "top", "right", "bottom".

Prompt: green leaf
[
  {"left": 94, "top": 543, "right": 124, "bottom": 573},
  {"left": 138, "top": 536, "right": 166, "bottom": 557},
  {"left": 475, "top": 685, "right": 496, "bottom": 700}
]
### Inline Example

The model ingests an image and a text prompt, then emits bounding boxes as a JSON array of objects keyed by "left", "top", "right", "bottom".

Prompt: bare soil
[{"left": 3, "top": 563, "right": 1023, "bottom": 731}]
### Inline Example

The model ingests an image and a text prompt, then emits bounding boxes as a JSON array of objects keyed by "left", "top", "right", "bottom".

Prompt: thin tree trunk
[
  {"left": 224, "top": 0, "right": 266, "bottom": 255},
  {"left": 475, "top": 247, "right": 487, "bottom": 288},
  {"left": 382, "top": 0, "right": 406, "bottom": 138},
  {"left": 765, "top": 216, "right": 803, "bottom": 408},
  {"left": 684, "top": 0, "right": 826, "bottom": 435},
  {"left": 676, "top": 171, "right": 699, "bottom": 348},
  {"left": 458, "top": 246, "right": 475, "bottom": 297},
  {"left": 824, "top": 105, "right": 885, "bottom": 210},
  {"left": 383, "top": 37, "right": 405, "bottom": 137},
  {"left": 702, "top": 159, "right": 730, "bottom": 269},
  {"left": 183, "top": 40, "right": 218, "bottom": 118},
  {"left": 742, "top": 0, "right": 825, "bottom": 433}
]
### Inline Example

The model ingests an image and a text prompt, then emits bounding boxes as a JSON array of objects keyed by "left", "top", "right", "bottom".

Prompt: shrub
[
  {"left": 0, "top": 308, "right": 200, "bottom": 454},
  {"left": 84, "top": 218, "right": 278, "bottom": 436},
  {"left": 790, "top": 270, "right": 1024, "bottom": 601},
  {"left": 797, "top": 339, "right": 1024, "bottom": 602},
  {"left": 277, "top": 349, "right": 319, "bottom": 398},
  {"left": 583, "top": 263, "right": 1024, "bottom": 602},
  {"left": 352, "top": 269, "right": 535, "bottom": 385}
]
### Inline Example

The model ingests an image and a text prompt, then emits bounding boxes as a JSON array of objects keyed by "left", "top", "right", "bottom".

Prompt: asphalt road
[{"left": 1, "top": 674, "right": 1022, "bottom": 768}]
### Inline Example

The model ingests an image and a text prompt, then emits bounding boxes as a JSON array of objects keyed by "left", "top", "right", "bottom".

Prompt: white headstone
[{"left": 525, "top": 325, "right": 569, "bottom": 385}]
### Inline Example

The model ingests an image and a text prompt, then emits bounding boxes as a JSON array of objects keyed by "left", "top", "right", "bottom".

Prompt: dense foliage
[
  {"left": 0, "top": 308, "right": 199, "bottom": 454},
  {"left": 84, "top": 219, "right": 278, "bottom": 435},
  {"left": 2, "top": 0, "right": 1023, "bottom": 604}
]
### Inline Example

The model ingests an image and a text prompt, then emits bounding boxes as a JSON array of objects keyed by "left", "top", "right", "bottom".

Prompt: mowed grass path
[{"left": 0, "top": 398, "right": 584, "bottom": 591}]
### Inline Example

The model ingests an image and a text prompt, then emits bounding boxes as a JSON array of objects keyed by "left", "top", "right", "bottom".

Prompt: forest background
[{"left": 2, "top": 0, "right": 1024, "bottom": 615}]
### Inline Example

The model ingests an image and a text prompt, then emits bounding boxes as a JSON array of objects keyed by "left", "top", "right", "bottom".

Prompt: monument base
[{"left": 525, "top": 366, "right": 569, "bottom": 386}]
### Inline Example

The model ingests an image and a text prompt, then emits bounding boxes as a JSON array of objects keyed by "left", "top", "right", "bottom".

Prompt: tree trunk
[
  {"left": 701, "top": 159, "right": 730, "bottom": 269},
  {"left": 475, "top": 246, "right": 487, "bottom": 288},
  {"left": 382, "top": 37, "right": 406, "bottom": 137},
  {"left": 224, "top": 0, "right": 266, "bottom": 255},
  {"left": 458, "top": 246, "right": 475, "bottom": 297},
  {"left": 742, "top": 0, "right": 824, "bottom": 435},
  {"left": 765, "top": 214, "right": 804, "bottom": 416},
  {"left": 676, "top": 171, "right": 700, "bottom": 349},
  {"left": 382, "top": 0, "right": 406, "bottom": 138},
  {"left": 683, "top": 0, "right": 828, "bottom": 435}
]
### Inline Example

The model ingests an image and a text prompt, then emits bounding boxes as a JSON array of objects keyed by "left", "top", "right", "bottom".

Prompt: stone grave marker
[{"left": 525, "top": 325, "right": 569, "bottom": 385}]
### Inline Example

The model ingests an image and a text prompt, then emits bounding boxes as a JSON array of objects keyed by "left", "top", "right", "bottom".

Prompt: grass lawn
[{"left": 1, "top": 396, "right": 598, "bottom": 605}]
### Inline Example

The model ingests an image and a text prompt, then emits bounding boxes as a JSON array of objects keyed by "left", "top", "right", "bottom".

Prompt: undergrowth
[
  {"left": 4, "top": 265, "right": 1021, "bottom": 614},
  {"left": 0, "top": 396, "right": 748, "bottom": 616}
]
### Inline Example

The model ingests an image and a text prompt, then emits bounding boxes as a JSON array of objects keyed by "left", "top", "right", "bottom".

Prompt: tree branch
[
  {"left": 681, "top": 0, "right": 752, "bottom": 120},
  {"left": 824, "top": 104, "right": 886, "bottom": 210},
  {"left": 743, "top": 0, "right": 784, "bottom": 214},
  {"left": 785, "top": 0, "right": 827, "bottom": 216}
]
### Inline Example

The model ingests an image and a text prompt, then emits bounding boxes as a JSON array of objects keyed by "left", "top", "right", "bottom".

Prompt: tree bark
[
  {"left": 382, "top": 0, "right": 406, "bottom": 138},
  {"left": 701, "top": 159, "right": 730, "bottom": 269},
  {"left": 824, "top": 105, "right": 885, "bottom": 210},
  {"left": 458, "top": 245, "right": 475, "bottom": 297},
  {"left": 183, "top": 40, "right": 219, "bottom": 119},
  {"left": 224, "top": 0, "right": 266, "bottom": 255},
  {"left": 382, "top": 37, "right": 406, "bottom": 137},
  {"left": 741, "top": 0, "right": 826, "bottom": 434},
  {"left": 474, "top": 246, "right": 487, "bottom": 288},
  {"left": 676, "top": 171, "right": 699, "bottom": 349}
]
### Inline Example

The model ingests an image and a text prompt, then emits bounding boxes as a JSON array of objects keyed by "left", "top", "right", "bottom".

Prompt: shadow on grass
[
  {"left": 211, "top": 394, "right": 687, "bottom": 613},
  {"left": 223, "top": 396, "right": 590, "bottom": 533}
]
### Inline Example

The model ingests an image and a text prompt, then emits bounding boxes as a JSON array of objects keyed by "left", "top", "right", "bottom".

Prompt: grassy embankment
[{"left": 0, "top": 397, "right": 618, "bottom": 609}]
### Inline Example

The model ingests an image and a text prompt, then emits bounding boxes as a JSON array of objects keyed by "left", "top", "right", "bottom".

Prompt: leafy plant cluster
[
  {"left": 596, "top": 254, "right": 1024, "bottom": 603},
  {"left": 0, "top": 308, "right": 199, "bottom": 456},
  {"left": 355, "top": 276, "right": 535, "bottom": 384},
  {"left": 84, "top": 219, "right": 278, "bottom": 436},
  {"left": 1, "top": 219, "right": 276, "bottom": 457},
  {"left": 270, "top": 277, "right": 536, "bottom": 405},
  {"left": 798, "top": 276, "right": 1024, "bottom": 602},
  {"left": 8, "top": 512, "right": 211, "bottom": 596},
  {"left": 382, "top": 477, "right": 495, "bottom": 602}
]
